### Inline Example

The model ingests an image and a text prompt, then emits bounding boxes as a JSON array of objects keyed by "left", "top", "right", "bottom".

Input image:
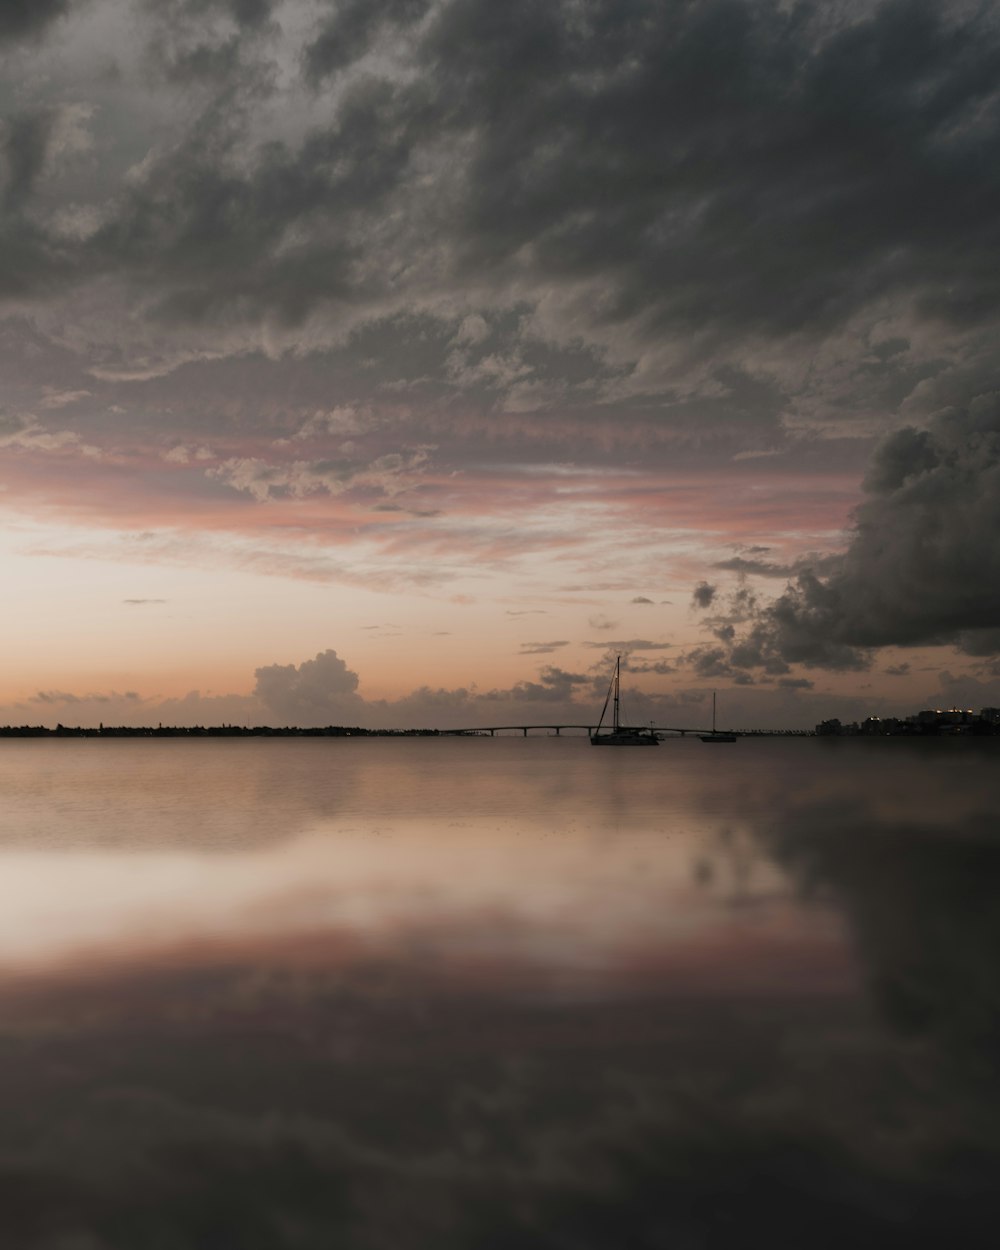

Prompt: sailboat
[
  {"left": 590, "top": 655, "right": 658, "bottom": 746},
  {"left": 700, "top": 691, "right": 738, "bottom": 743}
]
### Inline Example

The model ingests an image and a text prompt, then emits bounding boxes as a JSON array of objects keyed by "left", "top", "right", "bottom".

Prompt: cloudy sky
[{"left": 2, "top": 0, "right": 1000, "bottom": 728}]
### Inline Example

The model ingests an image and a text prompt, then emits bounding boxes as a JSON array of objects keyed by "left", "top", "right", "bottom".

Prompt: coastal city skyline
[{"left": 3, "top": 0, "right": 1000, "bottom": 730}]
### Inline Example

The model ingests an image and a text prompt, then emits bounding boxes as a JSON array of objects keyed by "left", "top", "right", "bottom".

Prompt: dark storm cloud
[
  {"left": 417, "top": 0, "right": 1000, "bottom": 337},
  {"left": 303, "top": 0, "right": 432, "bottom": 84},
  {"left": 143, "top": 0, "right": 277, "bottom": 31},
  {"left": 1, "top": 110, "right": 56, "bottom": 212},
  {"left": 141, "top": 0, "right": 280, "bottom": 90},
  {"left": 0, "top": 110, "right": 83, "bottom": 299},
  {"left": 211, "top": 0, "right": 275, "bottom": 26},
  {"left": 953, "top": 628, "right": 1000, "bottom": 658},
  {"left": 89, "top": 74, "right": 416, "bottom": 324},
  {"left": 0, "top": 0, "right": 76, "bottom": 44},
  {"left": 696, "top": 394, "right": 1000, "bottom": 670},
  {"left": 8, "top": 0, "right": 1000, "bottom": 353}
]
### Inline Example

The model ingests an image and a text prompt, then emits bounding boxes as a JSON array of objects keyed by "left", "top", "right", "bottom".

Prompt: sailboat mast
[
  {"left": 712, "top": 690, "right": 716, "bottom": 734},
  {"left": 590, "top": 652, "right": 658, "bottom": 745}
]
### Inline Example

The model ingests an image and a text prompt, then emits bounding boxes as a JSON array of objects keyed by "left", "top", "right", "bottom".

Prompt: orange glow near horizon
[
  {"left": 0, "top": 444, "right": 975, "bottom": 728},
  {"left": 0, "top": 451, "right": 866, "bottom": 714}
]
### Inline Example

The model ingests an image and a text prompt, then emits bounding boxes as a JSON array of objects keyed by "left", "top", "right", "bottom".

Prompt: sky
[{"left": 2, "top": 0, "right": 1000, "bottom": 729}]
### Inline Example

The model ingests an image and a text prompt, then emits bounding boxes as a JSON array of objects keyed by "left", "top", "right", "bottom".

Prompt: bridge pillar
[
  {"left": 490, "top": 728, "right": 495, "bottom": 737},
  {"left": 555, "top": 726, "right": 560, "bottom": 735},
  {"left": 522, "top": 727, "right": 528, "bottom": 737}
]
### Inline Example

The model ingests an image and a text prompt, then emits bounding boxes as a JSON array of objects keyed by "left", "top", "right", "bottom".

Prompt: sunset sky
[{"left": 3, "top": 0, "right": 1000, "bottom": 729}]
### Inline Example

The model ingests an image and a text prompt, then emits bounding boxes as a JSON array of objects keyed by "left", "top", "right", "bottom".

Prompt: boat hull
[{"left": 590, "top": 732, "right": 658, "bottom": 746}]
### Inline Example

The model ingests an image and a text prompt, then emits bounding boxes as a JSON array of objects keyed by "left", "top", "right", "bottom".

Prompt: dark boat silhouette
[
  {"left": 590, "top": 655, "right": 658, "bottom": 746},
  {"left": 700, "top": 692, "right": 738, "bottom": 743}
]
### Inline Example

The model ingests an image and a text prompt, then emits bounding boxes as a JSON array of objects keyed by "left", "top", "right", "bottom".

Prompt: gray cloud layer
[
  {"left": 5, "top": 0, "right": 1000, "bottom": 347},
  {"left": 0, "top": 0, "right": 76, "bottom": 45}
]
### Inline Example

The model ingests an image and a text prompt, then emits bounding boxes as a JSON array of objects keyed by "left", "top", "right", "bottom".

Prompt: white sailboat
[{"left": 590, "top": 655, "right": 658, "bottom": 746}]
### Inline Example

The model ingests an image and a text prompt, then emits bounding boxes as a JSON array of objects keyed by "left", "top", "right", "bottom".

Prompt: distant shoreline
[
  {"left": 0, "top": 725, "right": 437, "bottom": 738},
  {"left": 1, "top": 723, "right": 997, "bottom": 740}
]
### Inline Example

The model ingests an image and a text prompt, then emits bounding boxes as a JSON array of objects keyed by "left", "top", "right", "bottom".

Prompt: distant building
[{"left": 814, "top": 707, "right": 1000, "bottom": 736}]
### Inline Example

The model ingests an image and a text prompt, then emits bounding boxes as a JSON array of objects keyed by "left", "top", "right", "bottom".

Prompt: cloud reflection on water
[{"left": 0, "top": 739, "right": 997, "bottom": 1247}]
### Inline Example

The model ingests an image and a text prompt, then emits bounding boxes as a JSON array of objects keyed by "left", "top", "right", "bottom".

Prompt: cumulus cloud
[
  {"left": 692, "top": 394, "right": 1000, "bottom": 672},
  {"left": 253, "top": 649, "right": 364, "bottom": 724}
]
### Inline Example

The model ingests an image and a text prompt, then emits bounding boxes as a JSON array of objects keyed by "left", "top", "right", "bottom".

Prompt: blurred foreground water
[{"left": 0, "top": 736, "right": 997, "bottom": 1248}]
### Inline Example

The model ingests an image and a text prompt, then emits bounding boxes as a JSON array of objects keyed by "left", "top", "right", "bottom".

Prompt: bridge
[{"left": 439, "top": 724, "right": 814, "bottom": 738}]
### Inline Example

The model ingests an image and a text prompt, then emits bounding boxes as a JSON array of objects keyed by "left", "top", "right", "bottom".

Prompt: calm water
[{"left": 0, "top": 736, "right": 997, "bottom": 1247}]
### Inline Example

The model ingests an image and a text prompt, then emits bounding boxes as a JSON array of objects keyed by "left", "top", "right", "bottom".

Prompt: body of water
[{"left": 0, "top": 736, "right": 997, "bottom": 1247}]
